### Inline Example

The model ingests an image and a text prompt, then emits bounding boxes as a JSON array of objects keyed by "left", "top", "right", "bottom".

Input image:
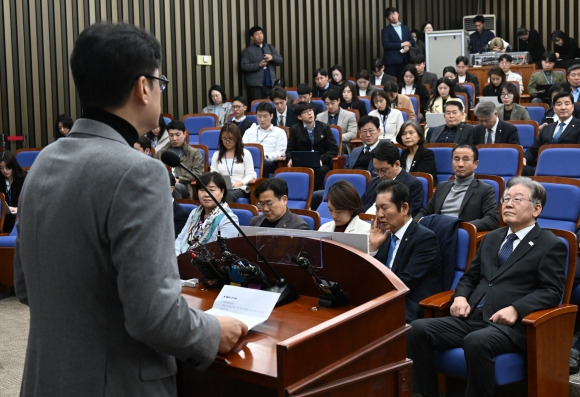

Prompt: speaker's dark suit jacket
[
  {"left": 524, "top": 117, "right": 580, "bottom": 166},
  {"left": 361, "top": 169, "right": 423, "bottom": 217},
  {"left": 473, "top": 120, "right": 520, "bottom": 145},
  {"left": 454, "top": 224, "right": 566, "bottom": 350},
  {"left": 400, "top": 145, "right": 438, "bottom": 185},
  {"left": 375, "top": 221, "right": 442, "bottom": 322},
  {"left": 427, "top": 122, "right": 475, "bottom": 145},
  {"left": 416, "top": 178, "right": 499, "bottom": 231}
]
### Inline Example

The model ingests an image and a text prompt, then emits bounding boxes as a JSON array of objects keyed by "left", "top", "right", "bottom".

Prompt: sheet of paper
[{"left": 206, "top": 285, "right": 280, "bottom": 330}]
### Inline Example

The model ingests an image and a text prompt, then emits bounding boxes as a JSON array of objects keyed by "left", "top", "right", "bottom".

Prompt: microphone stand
[{"left": 163, "top": 152, "right": 297, "bottom": 306}]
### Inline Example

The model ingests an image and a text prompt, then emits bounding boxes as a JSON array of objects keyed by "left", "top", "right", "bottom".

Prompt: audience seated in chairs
[
  {"left": 497, "top": 82, "right": 531, "bottom": 122},
  {"left": 271, "top": 87, "right": 298, "bottom": 128},
  {"left": 228, "top": 96, "right": 255, "bottom": 136},
  {"left": 318, "top": 180, "right": 370, "bottom": 236},
  {"left": 340, "top": 81, "right": 368, "bottom": 118},
  {"left": 317, "top": 88, "right": 358, "bottom": 154},
  {"left": 398, "top": 63, "right": 430, "bottom": 116},
  {"left": 248, "top": 178, "right": 309, "bottom": 230},
  {"left": 201, "top": 84, "right": 232, "bottom": 126},
  {"left": 133, "top": 135, "right": 152, "bottom": 156},
  {"left": 368, "top": 90, "right": 404, "bottom": 142},
  {"left": 482, "top": 66, "right": 506, "bottom": 97},
  {"left": 396, "top": 120, "right": 438, "bottom": 184},
  {"left": 54, "top": 113, "right": 74, "bottom": 141},
  {"left": 472, "top": 101, "right": 520, "bottom": 145},
  {"left": 175, "top": 171, "right": 239, "bottom": 255},
  {"left": 146, "top": 115, "right": 169, "bottom": 149},
  {"left": 426, "top": 100, "right": 474, "bottom": 144},
  {"left": 0, "top": 150, "right": 26, "bottom": 233},
  {"left": 210, "top": 123, "right": 257, "bottom": 203}
]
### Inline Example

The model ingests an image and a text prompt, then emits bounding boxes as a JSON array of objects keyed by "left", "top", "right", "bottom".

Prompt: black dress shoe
[{"left": 570, "top": 348, "right": 580, "bottom": 375}]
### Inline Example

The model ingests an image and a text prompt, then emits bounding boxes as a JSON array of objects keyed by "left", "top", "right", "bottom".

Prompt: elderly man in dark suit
[
  {"left": 415, "top": 144, "right": 499, "bottom": 231},
  {"left": 248, "top": 178, "right": 309, "bottom": 230},
  {"left": 369, "top": 180, "right": 441, "bottom": 322},
  {"left": 523, "top": 91, "right": 580, "bottom": 175},
  {"left": 381, "top": 7, "right": 414, "bottom": 78},
  {"left": 473, "top": 101, "right": 520, "bottom": 144},
  {"left": 427, "top": 100, "right": 475, "bottom": 144},
  {"left": 407, "top": 176, "right": 566, "bottom": 397},
  {"left": 13, "top": 23, "right": 247, "bottom": 396}
]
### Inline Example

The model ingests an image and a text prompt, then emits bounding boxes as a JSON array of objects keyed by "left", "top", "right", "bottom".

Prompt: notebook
[
  {"left": 425, "top": 113, "right": 446, "bottom": 128},
  {"left": 222, "top": 174, "right": 233, "bottom": 190},
  {"left": 478, "top": 96, "right": 501, "bottom": 106},
  {"left": 534, "top": 84, "right": 552, "bottom": 103},
  {"left": 291, "top": 151, "right": 321, "bottom": 168}
]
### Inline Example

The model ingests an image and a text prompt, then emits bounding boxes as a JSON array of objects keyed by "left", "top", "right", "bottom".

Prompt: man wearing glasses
[
  {"left": 407, "top": 176, "right": 566, "bottom": 397},
  {"left": 248, "top": 178, "right": 309, "bottom": 230},
  {"left": 14, "top": 23, "right": 247, "bottom": 396},
  {"left": 155, "top": 119, "right": 204, "bottom": 199},
  {"left": 228, "top": 96, "right": 255, "bottom": 136}
]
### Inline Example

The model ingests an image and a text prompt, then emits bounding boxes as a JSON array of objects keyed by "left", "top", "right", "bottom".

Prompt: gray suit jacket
[
  {"left": 240, "top": 43, "right": 283, "bottom": 87},
  {"left": 249, "top": 208, "right": 309, "bottom": 230},
  {"left": 316, "top": 109, "right": 358, "bottom": 143},
  {"left": 416, "top": 178, "right": 499, "bottom": 231},
  {"left": 14, "top": 118, "right": 220, "bottom": 396},
  {"left": 496, "top": 103, "right": 531, "bottom": 121}
]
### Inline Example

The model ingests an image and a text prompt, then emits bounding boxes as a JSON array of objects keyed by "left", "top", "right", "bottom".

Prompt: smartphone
[{"left": 545, "top": 117, "right": 555, "bottom": 124}]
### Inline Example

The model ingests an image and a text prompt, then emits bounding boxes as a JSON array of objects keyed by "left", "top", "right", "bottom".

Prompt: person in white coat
[{"left": 319, "top": 180, "right": 371, "bottom": 238}]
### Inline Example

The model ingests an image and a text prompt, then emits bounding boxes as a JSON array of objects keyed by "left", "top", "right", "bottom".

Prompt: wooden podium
[{"left": 177, "top": 235, "right": 411, "bottom": 397}]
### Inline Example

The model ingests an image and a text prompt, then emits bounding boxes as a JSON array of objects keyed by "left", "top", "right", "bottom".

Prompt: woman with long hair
[{"left": 0, "top": 150, "right": 26, "bottom": 232}]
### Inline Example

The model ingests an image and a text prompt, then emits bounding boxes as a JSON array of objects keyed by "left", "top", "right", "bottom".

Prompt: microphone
[
  {"left": 291, "top": 255, "right": 348, "bottom": 307},
  {"left": 162, "top": 150, "right": 297, "bottom": 306}
]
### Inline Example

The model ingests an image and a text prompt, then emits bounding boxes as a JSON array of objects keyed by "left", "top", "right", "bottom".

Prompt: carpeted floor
[{"left": 0, "top": 296, "right": 28, "bottom": 397}]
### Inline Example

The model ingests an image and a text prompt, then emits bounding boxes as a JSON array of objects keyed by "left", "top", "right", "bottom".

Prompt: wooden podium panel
[{"left": 178, "top": 235, "right": 411, "bottom": 397}]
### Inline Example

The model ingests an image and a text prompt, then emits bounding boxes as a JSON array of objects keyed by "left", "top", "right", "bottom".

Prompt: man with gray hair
[
  {"left": 408, "top": 176, "right": 566, "bottom": 397},
  {"left": 473, "top": 101, "right": 520, "bottom": 145}
]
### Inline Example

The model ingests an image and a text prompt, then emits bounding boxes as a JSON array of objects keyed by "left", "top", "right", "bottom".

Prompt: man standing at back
[
  {"left": 381, "top": 7, "right": 414, "bottom": 78},
  {"left": 14, "top": 23, "right": 247, "bottom": 396},
  {"left": 469, "top": 15, "right": 495, "bottom": 54},
  {"left": 240, "top": 26, "right": 283, "bottom": 103}
]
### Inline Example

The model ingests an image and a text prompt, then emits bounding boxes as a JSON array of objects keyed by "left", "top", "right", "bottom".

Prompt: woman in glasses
[
  {"left": 210, "top": 123, "right": 257, "bottom": 202},
  {"left": 497, "top": 82, "right": 531, "bottom": 121},
  {"left": 202, "top": 84, "right": 232, "bottom": 126}
]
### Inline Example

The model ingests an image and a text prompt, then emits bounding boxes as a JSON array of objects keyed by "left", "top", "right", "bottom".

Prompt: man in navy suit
[
  {"left": 523, "top": 91, "right": 580, "bottom": 175},
  {"left": 271, "top": 87, "right": 298, "bottom": 128},
  {"left": 407, "top": 177, "right": 566, "bottom": 397},
  {"left": 473, "top": 101, "right": 520, "bottom": 144},
  {"left": 361, "top": 142, "right": 423, "bottom": 217},
  {"left": 369, "top": 179, "right": 441, "bottom": 322},
  {"left": 426, "top": 100, "right": 475, "bottom": 144},
  {"left": 381, "top": 7, "right": 414, "bottom": 78}
]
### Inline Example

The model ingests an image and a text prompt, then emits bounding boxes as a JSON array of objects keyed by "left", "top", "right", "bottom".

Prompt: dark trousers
[
  {"left": 225, "top": 188, "right": 248, "bottom": 203},
  {"left": 313, "top": 165, "right": 331, "bottom": 191},
  {"left": 310, "top": 189, "right": 324, "bottom": 210},
  {"left": 407, "top": 307, "right": 521, "bottom": 397},
  {"left": 247, "top": 86, "right": 271, "bottom": 104}
]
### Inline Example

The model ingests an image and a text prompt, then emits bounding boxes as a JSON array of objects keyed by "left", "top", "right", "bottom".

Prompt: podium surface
[{"left": 178, "top": 235, "right": 411, "bottom": 397}]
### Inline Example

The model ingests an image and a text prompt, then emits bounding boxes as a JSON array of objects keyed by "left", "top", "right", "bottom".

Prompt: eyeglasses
[
  {"left": 500, "top": 93, "right": 514, "bottom": 98},
  {"left": 500, "top": 196, "right": 535, "bottom": 205},
  {"left": 360, "top": 128, "right": 377, "bottom": 135},
  {"left": 143, "top": 74, "right": 169, "bottom": 92},
  {"left": 222, "top": 138, "right": 235, "bottom": 143},
  {"left": 231, "top": 105, "right": 244, "bottom": 109},
  {"left": 372, "top": 168, "right": 391, "bottom": 176},
  {"left": 256, "top": 198, "right": 280, "bottom": 209}
]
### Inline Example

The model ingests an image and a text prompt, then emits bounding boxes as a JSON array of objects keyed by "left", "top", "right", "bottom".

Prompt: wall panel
[{"left": 0, "top": 0, "right": 579, "bottom": 147}]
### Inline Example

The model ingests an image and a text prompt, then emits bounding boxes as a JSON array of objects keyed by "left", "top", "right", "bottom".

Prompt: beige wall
[{"left": 1, "top": 0, "right": 578, "bottom": 147}]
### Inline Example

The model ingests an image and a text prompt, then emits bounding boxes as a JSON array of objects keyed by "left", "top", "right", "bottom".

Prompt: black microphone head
[{"left": 160, "top": 150, "right": 181, "bottom": 168}]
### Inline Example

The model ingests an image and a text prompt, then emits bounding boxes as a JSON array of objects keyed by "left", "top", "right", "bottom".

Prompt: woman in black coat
[
  {"left": 396, "top": 120, "right": 438, "bottom": 185},
  {"left": 0, "top": 150, "right": 27, "bottom": 232}
]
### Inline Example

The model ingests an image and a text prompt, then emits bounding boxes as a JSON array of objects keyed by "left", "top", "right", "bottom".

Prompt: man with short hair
[
  {"left": 271, "top": 86, "right": 298, "bottom": 128},
  {"left": 497, "top": 54, "right": 524, "bottom": 94},
  {"left": 408, "top": 176, "right": 566, "bottom": 397},
  {"left": 286, "top": 101, "right": 338, "bottom": 190},
  {"left": 361, "top": 141, "right": 423, "bottom": 217},
  {"left": 371, "top": 58, "right": 395, "bottom": 87},
  {"left": 316, "top": 89, "right": 358, "bottom": 153},
  {"left": 426, "top": 100, "right": 475, "bottom": 144},
  {"left": 523, "top": 91, "right": 580, "bottom": 175},
  {"left": 134, "top": 135, "right": 152, "bottom": 155},
  {"left": 14, "top": 22, "right": 246, "bottom": 396},
  {"left": 313, "top": 68, "right": 331, "bottom": 98},
  {"left": 412, "top": 54, "right": 437, "bottom": 92},
  {"left": 527, "top": 51, "right": 565, "bottom": 100},
  {"left": 228, "top": 96, "right": 255, "bottom": 136},
  {"left": 242, "top": 102, "right": 287, "bottom": 176},
  {"left": 416, "top": 144, "right": 499, "bottom": 231},
  {"left": 297, "top": 83, "right": 324, "bottom": 115},
  {"left": 240, "top": 26, "right": 283, "bottom": 102},
  {"left": 455, "top": 55, "right": 480, "bottom": 96},
  {"left": 156, "top": 119, "right": 204, "bottom": 199},
  {"left": 566, "top": 64, "right": 580, "bottom": 102},
  {"left": 369, "top": 180, "right": 442, "bottom": 322},
  {"left": 473, "top": 101, "right": 520, "bottom": 144},
  {"left": 381, "top": 7, "right": 414, "bottom": 78},
  {"left": 469, "top": 15, "right": 495, "bottom": 54},
  {"left": 249, "top": 178, "right": 309, "bottom": 230}
]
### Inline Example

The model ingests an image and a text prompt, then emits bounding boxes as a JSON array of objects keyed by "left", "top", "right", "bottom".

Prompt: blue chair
[
  {"left": 250, "top": 99, "right": 273, "bottom": 112},
  {"left": 475, "top": 144, "right": 524, "bottom": 182},
  {"left": 475, "top": 174, "right": 505, "bottom": 207},
  {"left": 163, "top": 116, "right": 172, "bottom": 125},
  {"left": 522, "top": 104, "right": 547, "bottom": 126},
  {"left": 329, "top": 126, "right": 343, "bottom": 156},
  {"left": 535, "top": 144, "right": 580, "bottom": 178},
  {"left": 359, "top": 97, "right": 372, "bottom": 114},
  {"left": 198, "top": 128, "right": 221, "bottom": 164},
  {"left": 317, "top": 170, "right": 372, "bottom": 224},
  {"left": 274, "top": 167, "right": 314, "bottom": 209},
  {"left": 245, "top": 113, "right": 258, "bottom": 125},
  {"left": 236, "top": 144, "right": 264, "bottom": 204},
  {"left": 289, "top": 208, "right": 321, "bottom": 230},
  {"left": 424, "top": 144, "right": 455, "bottom": 185},
  {"left": 407, "top": 94, "right": 420, "bottom": 121},
  {"left": 400, "top": 108, "right": 409, "bottom": 122},
  {"left": 507, "top": 120, "right": 538, "bottom": 151},
  {"left": 229, "top": 203, "right": 259, "bottom": 226},
  {"left": 15, "top": 148, "right": 42, "bottom": 170},
  {"left": 421, "top": 227, "right": 577, "bottom": 397},
  {"left": 532, "top": 176, "right": 580, "bottom": 232},
  {"left": 175, "top": 199, "right": 198, "bottom": 214},
  {"left": 409, "top": 172, "right": 434, "bottom": 208},
  {"left": 183, "top": 113, "right": 218, "bottom": 144},
  {"left": 191, "top": 144, "right": 209, "bottom": 171},
  {"left": 311, "top": 99, "right": 326, "bottom": 111},
  {"left": 458, "top": 82, "right": 475, "bottom": 110}
]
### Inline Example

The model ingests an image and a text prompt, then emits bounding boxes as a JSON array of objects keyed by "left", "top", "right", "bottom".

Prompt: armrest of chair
[
  {"left": 350, "top": 139, "right": 363, "bottom": 149},
  {"left": 419, "top": 290, "right": 455, "bottom": 318},
  {"left": 332, "top": 155, "right": 346, "bottom": 169},
  {"left": 521, "top": 304, "right": 577, "bottom": 327}
]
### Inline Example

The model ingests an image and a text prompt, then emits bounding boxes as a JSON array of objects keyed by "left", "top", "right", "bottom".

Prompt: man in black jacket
[{"left": 473, "top": 101, "right": 520, "bottom": 144}]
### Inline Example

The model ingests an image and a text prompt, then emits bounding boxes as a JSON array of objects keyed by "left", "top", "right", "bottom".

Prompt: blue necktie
[
  {"left": 574, "top": 89, "right": 580, "bottom": 103},
  {"left": 498, "top": 233, "right": 518, "bottom": 267},
  {"left": 486, "top": 128, "right": 493, "bottom": 144},
  {"left": 261, "top": 46, "right": 272, "bottom": 87},
  {"left": 385, "top": 234, "right": 398, "bottom": 268},
  {"left": 363, "top": 145, "right": 370, "bottom": 154},
  {"left": 553, "top": 122, "right": 566, "bottom": 143}
]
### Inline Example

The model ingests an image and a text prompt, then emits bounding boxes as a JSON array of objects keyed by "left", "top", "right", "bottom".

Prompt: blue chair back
[
  {"left": 286, "top": 90, "right": 298, "bottom": 100},
  {"left": 401, "top": 110, "right": 408, "bottom": 122},
  {"left": 536, "top": 147, "right": 580, "bottom": 178},
  {"left": 274, "top": 170, "right": 312, "bottom": 209},
  {"left": 243, "top": 144, "right": 263, "bottom": 178},
  {"left": 535, "top": 179, "right": 580, "bottom": 232},
  {"left": 251, "top": 100, "right": 273, "bottom": 112},
  {"left": 475, "top": 146, "right": 522, "bottom": 181},
  {"left": 427, "top": 145, "right": 454, "bottom": 184},
  {"left": 511, "top": 122, "right": 537, "bottom": 151},
  {"left": 312, "top": 99, "right": 326, "bottom": 111},
  {"left": 179, "top": 203, "right": 197, "bottom": 213},
  {"left": 459, "top": 83, "right": 474, "bottom": 109},
  {"left": 16, "top": 149, "right": 41, "bottom": 169},
  {"left": 163, "top": 116, "right": 172, "bottom": 126},
  {"left": 231, "top": 208, "right": 254, "bottom": 226},
  {"left": 245, "top": 114, "right": 258, "bottom": 125},
  {"left": 299, "top": 214, "right": 316, "bottom": 230},
  {"left": 183, "top": 114, "right": 218, "bottom": 144},
  {"left": 319, "top": 172, "right": 370, "bottom": 225},
  {"left": 198, "top": 129, "right": 221, "bottom": 164},
  {"left": 524, "top": 106, "right": 546, "bottom": 126},
  {"left": 408, "top": 95, "right": 419, "bottom": 120},
  {"left": 478, "top": 178, "right": 501, "bottom": 205},
  {"left": 359, "top": 97, "right": 371, "bottom": 114},
  {"left": 413, "top": 175, "right": 430, "bottom": 208}
]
